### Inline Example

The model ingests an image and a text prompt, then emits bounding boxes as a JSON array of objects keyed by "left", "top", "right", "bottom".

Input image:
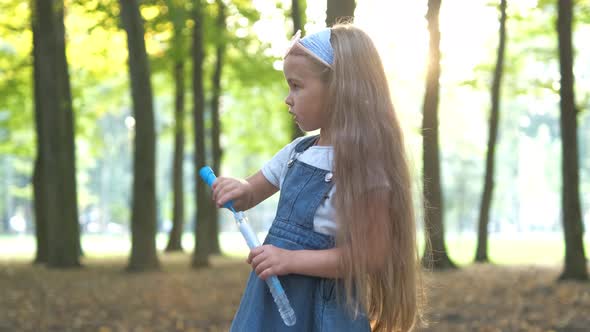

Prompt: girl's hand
[
  {"left": 248, "top": 244, "right": 292, "bottom": 280},
  {"left": 211, "top": 177, "right": 253, "bottom": 211}
]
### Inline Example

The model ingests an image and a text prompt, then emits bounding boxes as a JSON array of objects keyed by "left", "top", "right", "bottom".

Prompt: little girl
[{"left": 212, "top": 24, "right": 422, "bottom": 332}]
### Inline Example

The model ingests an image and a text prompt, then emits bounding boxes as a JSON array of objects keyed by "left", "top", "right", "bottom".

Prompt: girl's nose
[{"left": 284, "top": 94, "right": 293, "bottom": 107}]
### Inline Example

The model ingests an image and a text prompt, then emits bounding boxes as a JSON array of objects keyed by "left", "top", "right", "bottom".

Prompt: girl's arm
[
  {"left": 212, "top": 170, "right": 278, "bottom": 211},
  {"left": 245, "top": 171, "right": 279, "bottom": 209},
  {"left": 285, "top": 248, "right": 344, "bottom": 279},
  {"left": 249, "top": 246, "right": 344, "bottom": 280},
  {"left": 248, "top": 189, "right": 392, "bottom": 280}
]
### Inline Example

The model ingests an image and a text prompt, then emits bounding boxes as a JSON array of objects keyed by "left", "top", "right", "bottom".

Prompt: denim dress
[{"left": 230, "top": 135, "right": 371, "bottom": 332}]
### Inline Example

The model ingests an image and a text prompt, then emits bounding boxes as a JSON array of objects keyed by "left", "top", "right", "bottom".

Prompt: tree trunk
[
  {"left": 55, "top": 1, "right": 82, "bottom": 260},
  {"left": 0, "top": 162, "right": 8, "bottom": 233},
  {"left": 120, "top": 0, "right": 160, "bottom": 271},
  {"left": 32, "top": 0, "right": 80, "bottom": 268},
  {"left": 165, "top": 0, "right": 188, "bottom": 253},
  {"left": 291, "top": 0, "right": 305, "bottom": 140},
  {"left": 475, "top": 0, "right": 507, "bottom": 263},
  {"left": 166, "top": 60, "right": 186, "bottom": 252},
  {"left": 31, "top": 9, "right": 48, "bottom": 264},
  {"left": 556, "top": 0, "right": 588, "bottom": 281},
  {"left": 421, "top": 0, "right": 455, "bottom": 270},
  {"left": 192, "top": 0, "right": 211, "bottom": 268},
  {"left": 291, "top": 0, "right": 306, "bottom": 36},
  {"left": 207, "top": 0, "right": 227, "bottom": 255},
  {"left": 326, "top": 0, "right": 355, "bottom": 27},
  {"left": 32, "top": 159, "right": 48, "bottom": 264}
]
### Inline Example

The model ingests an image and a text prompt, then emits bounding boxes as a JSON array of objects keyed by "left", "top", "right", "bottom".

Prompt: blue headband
[{"left": 288, "top": 28, "right": 334, "bottom": 67}]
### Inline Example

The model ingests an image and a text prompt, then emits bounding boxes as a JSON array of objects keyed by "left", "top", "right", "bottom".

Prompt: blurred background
[
  {"left": 1, "top": 0, "right": 587, "bottom": 266},
  {"left": 1, "top": 0, "right": 589, "bottom": 330},
  {"left": 0, "top": 0, "right": 590, "bottom": 332}
]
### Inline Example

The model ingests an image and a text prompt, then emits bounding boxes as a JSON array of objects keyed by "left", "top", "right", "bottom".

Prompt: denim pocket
[
  {"left": 264, "top": 234, "right": 305, "bottom": 251},
  {"left": 321, "top": 278, "right": 336, "bottom": 302}
]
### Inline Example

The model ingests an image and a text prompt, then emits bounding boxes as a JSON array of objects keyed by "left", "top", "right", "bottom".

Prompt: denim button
[
  {"left": 287, "top": 159, "right": 294, "bottom": 168},
  {"left": 324, "top": 172, "right": 333, "bottom": 182}
]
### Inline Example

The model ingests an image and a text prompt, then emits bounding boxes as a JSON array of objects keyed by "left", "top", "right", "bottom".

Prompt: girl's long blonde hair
[{"left": 326, "top": 25, "right": 422, "bottom": 332}]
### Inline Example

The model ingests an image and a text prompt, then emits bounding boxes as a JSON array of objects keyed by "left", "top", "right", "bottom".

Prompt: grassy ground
[
  {"left": 0, "top": 254, "right": 243, "bottom": 332},
  {"left": 0, "top": 253, "right": 588, "bottom": 332},
  {"left": 1, "top": 232, "right": 588, "bottom": 265},
  {"left": 1, "top": 234, "right": 589, "bottom": 331}
]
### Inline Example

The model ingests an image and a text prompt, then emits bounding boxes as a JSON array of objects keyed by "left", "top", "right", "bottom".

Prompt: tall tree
[
  {"left": 120, "top": 0, "right": 160, "bottom": 271},
  {"left": 291, "top": 0, "right": 306, "bottom": 36},
  {"left": 290, "top": 0, "right": 305, "bottom": 140},
  {"left": 421, "top": 0, "right": 455, "bottom": 270},
  {"left": 325, "top": 0, "right": 355, "bottom": 27},
  {"left": 31, "top": 3, "right": 48, "bottom": 264},
  {"left": 165, "top": 0, "right": 189, "bottom": 253},
  {"left": 556, "top": 0, "right": 587, "bottom": 280},
  {"left": 475, "top": 0, "right": 507, "bottom": 263},
  {"left": 56, "top": 0, "right": 82, "bottom": 261},
  {"left": 31, "top": 0, "right": 80, "bottom": 268},
  {"left": 192, "top": 0, "right": 211, "bottom": 268},
  {"left": 208, "top": 0, "right": 227, "bottom": 255}
]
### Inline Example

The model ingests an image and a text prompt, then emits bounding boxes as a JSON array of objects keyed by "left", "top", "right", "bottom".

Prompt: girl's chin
[
  {"left": 294, "top": 120, "right": 305, "bottom": 129},
  {"left": 293, "top": 118, "right": 303, "bottom": 129}
]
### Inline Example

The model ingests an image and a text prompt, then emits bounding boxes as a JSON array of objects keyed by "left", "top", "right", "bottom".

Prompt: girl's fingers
[
  {"left": 211, "top": 176, "right": 225, "bottom": 192},
  {"left": 255, "top": 260, "right": 272, "bottom": 278},
  {"left": 218, "top": 188, "right": 237, "bottom": 207},
  {"left": 249, "top": 245, "right": 283, "bottom": 279},
  {"left": 259, "top": 268, "right": 273, "bottom": 280},
  {"left": 213, "top": 179, "right": 228, "bottom": 197},
  {"left": 250, "top": 252, "right": 264, "bottom": 268},
  {"left": 221, "top": 183, "right": 245, "bottom": 206},
  {"left": 248, "top": 247, "right": 263, "bottom": 264},
  {"left": 258, "top": 261, "right": 279, "bottom": 280},
  {"left": 212, "top": 177, "right": 231, "bottom": 200},
  {"left": 211, "top": 177, "right": 250, "bottom": 210},
  {"left": 216, "top": 184, "right": 236, "bottom": 206}
]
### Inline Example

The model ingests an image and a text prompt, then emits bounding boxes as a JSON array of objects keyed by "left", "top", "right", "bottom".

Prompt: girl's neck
[{"left": 316, "top": 130, "right": 331, "bottom": 146}]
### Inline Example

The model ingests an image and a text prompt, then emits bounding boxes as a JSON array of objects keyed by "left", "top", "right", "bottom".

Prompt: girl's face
[{"left": 283, "top": 54, "right": 329, "bottom": 132}]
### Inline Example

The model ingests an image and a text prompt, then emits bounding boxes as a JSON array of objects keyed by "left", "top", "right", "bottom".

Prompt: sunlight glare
[
  {"left": 252, "top": 0, "right": 291, "bottom": 57},
  {"left": 439, "top": 0, "right": 499, "bottom": 83},
  {"left": 250, "top": 0, "right": 501, "bottom": 132},
  {"left": 140, "top": 6, "right": 160, "bottom": 21},
  {"left": 355, "top": 0, "right": 428, "bottom": 125}
]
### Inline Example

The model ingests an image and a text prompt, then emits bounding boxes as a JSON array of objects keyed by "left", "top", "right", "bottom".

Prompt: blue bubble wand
[{"left": 199, "top": 166, "right": 296, "bottom": 327}]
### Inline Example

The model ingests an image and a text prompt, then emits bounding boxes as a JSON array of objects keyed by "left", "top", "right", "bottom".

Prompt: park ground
[{"left": 0, "top": 252, "right": 589, "bottom": 332}]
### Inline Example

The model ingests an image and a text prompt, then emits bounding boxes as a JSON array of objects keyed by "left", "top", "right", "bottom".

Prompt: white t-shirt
[{"left": 261, "top": 136, "right": 337, "bottom": 236}]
